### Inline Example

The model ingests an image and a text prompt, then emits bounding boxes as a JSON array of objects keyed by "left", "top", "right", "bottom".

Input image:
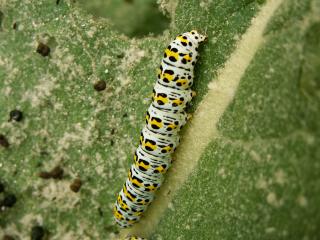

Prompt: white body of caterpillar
[{"left": 113, "top": 30, "right": 206, "bottom": 228}]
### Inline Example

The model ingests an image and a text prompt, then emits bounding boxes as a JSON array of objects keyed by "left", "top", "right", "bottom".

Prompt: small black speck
[
  {"left": 70, "top": 178, "right": 82, "bottom": 192},
  {"left": 38, "top": 171, "right": 52, "bottom": 179},
  {"left": 0, "top": 11, "right": 3, "bottom": 29},
  {"left": 40, "top": 150, "right": 49, "bottom": 156},
  {"left": 56, "top": 0, "right": 61, "bottom": 5},
  {"left": 3, "top": 235, "right": 15, "bottom": 240},
  {"left": 2, "top": 194, "right": 17, "bottom": 207},
  {"left": 0, "top": 134, "right": 9, "bottom": 148},
  {"left": 49, "top": 166, "right": 64, "bottom": 179},
  {"left": 110, "top": 128, "right": 115, "bottom": 135},
  {"left": 116, "top": 52, "right": 125, "bottom": 58},
  {"left": 98, "top": 207, "right": 103, "bottom": 216},
  {"left": 110, "top": 139, "right": 114, "bottom": 146},
  {"left": 122, "top": 113, "right": 128, "bottom": 118},
  {"left": 13, "top": 22, "right": 17, "bottom": 30},
  {"left": 93, "top": 80, "right": 106, "bottom": 91},
  {"left": 9, "top": 109, "right": 23, "bottom": 122},
  {"left": 0, "top": 182, "right": 5, "bottom": 193},
  {"left": 31, "top": 226, "right": 45, "bottom": 240},
  {"left": 36, "top": 42, "right": 50, "bottom": 57}
]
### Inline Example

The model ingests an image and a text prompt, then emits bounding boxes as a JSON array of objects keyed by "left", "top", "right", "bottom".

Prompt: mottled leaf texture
[{"left": 0, "top": 0, "right": 319, "bottom": 239}]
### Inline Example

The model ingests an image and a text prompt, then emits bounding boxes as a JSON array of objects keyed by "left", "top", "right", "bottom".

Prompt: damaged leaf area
[{"left": 0, "top": 0, "right": 319, "bottom": 239}]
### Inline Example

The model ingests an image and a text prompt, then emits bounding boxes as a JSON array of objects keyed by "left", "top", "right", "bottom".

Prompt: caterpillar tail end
[{"left": 123, "top": 236, "right": 147, "bottom": 240}]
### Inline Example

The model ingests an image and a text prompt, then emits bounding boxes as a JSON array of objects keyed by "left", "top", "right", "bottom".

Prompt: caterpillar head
[{"left": 189, "top": 30, "right": 207, "bottom": 43}]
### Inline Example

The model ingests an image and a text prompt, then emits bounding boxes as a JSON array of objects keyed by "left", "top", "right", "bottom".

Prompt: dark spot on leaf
[
  {"left": 0, "top": 182, "right": 4, "bottom": 193},
  {"left": 116, "top": 52, "right": 125, "bottom": 58},
  {"left": 36, "top": 42, "right": 50, "bottom": 57},
  {"left": 2, "top": 194, "right": 17, "bottom": 207},
  {"left": 49, "top": 166, "right": 64, "bottom": 179},
  {"left": 31, "top": 226, "right": 45, "bottom": 240},
  {"left": 2, "top": 234, "right": 15, "bottom": 240},
  {"left": 13, "top": 22, "right": 18, "bottom": 30},
  {"left": 3, "top": 235, "right": 15, "bottom": 240},
  {"left": 98, "top": 207, "right": 104, "bottom": 217},
  {"left": 0, "top": 11, "right": 3, "bottom": 30},
  {"left": 0, "top": 134, "right": 9, "bottom": 148},
  {"left": 70, "top": 178, "right": 82, "bottom": 192},
  {"left": 38, "top": 171, "right": 52, "bottom": 179},
  {"left": 9, "top": 109, "right": 23, "bottom": 122},
  {"left": 93, "top": 80, "right": 106, "bottom": 91},
  {"left": 40, "top": 150, "right": 49, "bottom": 156}
]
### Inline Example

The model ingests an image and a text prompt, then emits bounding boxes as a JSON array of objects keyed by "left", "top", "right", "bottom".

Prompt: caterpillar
[{"left": 113, "top": 30, "right": 206, "bottom": 228}]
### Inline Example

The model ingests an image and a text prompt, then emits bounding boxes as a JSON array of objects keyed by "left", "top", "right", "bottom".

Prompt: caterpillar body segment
[
  {"left": 157, "top": 63, "right": 194, "bottom": 90},
  {"left": 134, "top": 146, "right": 172, "bottom": 175},
  {"left": 146, "top": 104, "right": 187, "bottom": 135},
  {"left": 152, "top": 83, "right": 193, "bottom": 111},
  {"left": 140, "top": 126, "right": 180, "bottom": 156}
]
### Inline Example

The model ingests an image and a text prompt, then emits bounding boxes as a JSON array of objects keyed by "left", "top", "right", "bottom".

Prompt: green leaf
[{"left": 0, "top": 0, "right": 319, "bottom": 239}]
